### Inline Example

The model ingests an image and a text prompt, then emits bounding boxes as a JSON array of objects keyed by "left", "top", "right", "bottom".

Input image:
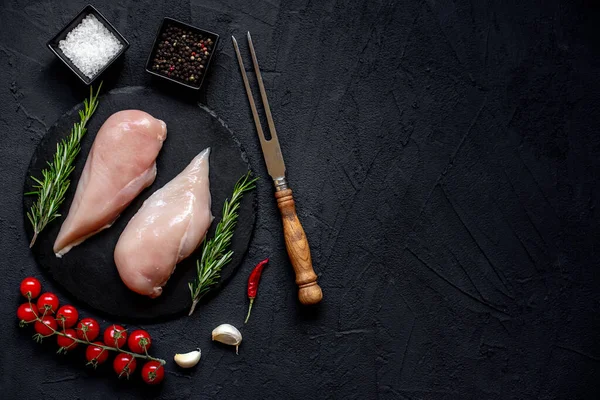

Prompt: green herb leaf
[
  {"left": 188, "top": 171, "right": 258, "bottom": 315},
  {"left": 26, "top": 83, "right": 103, "bottom": 247}
]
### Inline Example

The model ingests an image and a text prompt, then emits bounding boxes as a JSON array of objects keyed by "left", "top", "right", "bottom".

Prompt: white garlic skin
[
  {"left": 174, "top": 348, "right": 201, "bottom": 368},
  {"left": 212, "top": 324, "right": 242, "bottom": 354}
]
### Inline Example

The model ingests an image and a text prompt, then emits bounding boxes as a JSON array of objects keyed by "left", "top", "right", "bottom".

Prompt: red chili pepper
[{"left": 245, "top": 258, "right": 269, "bottom": 323}]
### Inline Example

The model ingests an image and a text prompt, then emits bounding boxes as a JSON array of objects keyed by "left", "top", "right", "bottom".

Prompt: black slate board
[{"left": 23, "top": 86, "right": 256, "bottom": 321}]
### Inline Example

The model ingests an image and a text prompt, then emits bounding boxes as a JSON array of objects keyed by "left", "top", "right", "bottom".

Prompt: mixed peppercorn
[{"left": 150, "top": 24, "right": 214, "bottom": 87}]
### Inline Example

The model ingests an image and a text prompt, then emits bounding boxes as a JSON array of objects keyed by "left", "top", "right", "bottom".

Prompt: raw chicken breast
[
  {"left": 114, "top": 148, "right": 213, "bottom": 298},
  {"left": 53, "top": 110, "right": 167, "bottom": 257}
]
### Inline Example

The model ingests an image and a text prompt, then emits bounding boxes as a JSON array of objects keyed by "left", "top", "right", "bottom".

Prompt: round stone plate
[{"left": 23, "top": 86, "right": 256, "bottom": 321}]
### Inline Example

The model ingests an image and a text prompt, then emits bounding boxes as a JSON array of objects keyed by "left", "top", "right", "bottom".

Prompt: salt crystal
[{"left": 58, "top": 14, "right": 123, "bottom": 79}]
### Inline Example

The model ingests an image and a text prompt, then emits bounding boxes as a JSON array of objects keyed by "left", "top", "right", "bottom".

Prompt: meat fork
[{"left": 232, "top": 32, "right": 323, "bottom": 305}]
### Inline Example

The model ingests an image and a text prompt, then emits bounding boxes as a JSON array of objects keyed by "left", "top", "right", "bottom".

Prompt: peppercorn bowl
[
  {"left": 145, "top": 18, "right": 219, "bottom": 90},
  {"left": 47, "top": 4, "right": 129, "bottom": 85}
]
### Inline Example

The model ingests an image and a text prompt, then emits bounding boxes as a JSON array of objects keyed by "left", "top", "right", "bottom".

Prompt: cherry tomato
[
  {"left": 56, "top": 328, "right": 78, "bottom": 351},
  {"left": 76, "top": 318, "right": 100, "bottom": 342},
  {"left": 113, "top": 353, "right": 137, "bottom": 378},
  {"left": 36, "top": 292, "right": 59, "bottom": 314},
  {"left": 56, "top": 305, "right": 78, "bottom": 329},
  {"left": 85, "top": 342, "right": 109, "bottom": 366},
  {"left": 141, "top": 360, "right": 164, "bottom": 385},
  {"left": 17, "top": 303, "right": 38, "bottom": 322},
  {"left": 20, "top": 277, "right": 41, "bottom": 299},
  {"left": 104, "top": 325, "right": 128, "bottom": 348},
  {"left": 34, "top": 315, "right": 57, "bottom": 336},
  {"left": 128, "top": 330, "right": 152, "bottom": 354}
]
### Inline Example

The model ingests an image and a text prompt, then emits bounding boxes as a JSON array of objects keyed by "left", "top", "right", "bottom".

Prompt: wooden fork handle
[{"left": 275, "top": 188, "right": 323, "bottom": 305}]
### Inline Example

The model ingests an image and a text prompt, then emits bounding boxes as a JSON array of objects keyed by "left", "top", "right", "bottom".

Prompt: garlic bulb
[
  {"left": 174, "top": 348, "right": 201, "bottom": 368},
  {"left": 212, "top": 324, "right": 242, "bottom": 354}
]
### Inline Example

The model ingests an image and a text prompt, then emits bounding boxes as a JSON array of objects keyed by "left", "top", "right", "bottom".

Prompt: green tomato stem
[{"left": 25, "top": 298, "right": 166, "bottom": 365}]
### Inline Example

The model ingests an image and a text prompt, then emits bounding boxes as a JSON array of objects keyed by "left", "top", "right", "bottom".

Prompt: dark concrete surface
[{"left": 1, "top": 0, "right": 600, "bottom": 399}]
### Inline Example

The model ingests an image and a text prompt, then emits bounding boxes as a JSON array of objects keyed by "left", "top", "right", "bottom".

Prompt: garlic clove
[
  {"left": 174, "top": 348, "right": 201, "bottom": 368},
  {"left": 212, "top": 324, "right": 242, "bottom": 354}
]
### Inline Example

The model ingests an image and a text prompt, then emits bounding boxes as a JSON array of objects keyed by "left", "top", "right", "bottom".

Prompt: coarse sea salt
[{"left": 58, "top": 14, "right": 123, "bottom": 79}]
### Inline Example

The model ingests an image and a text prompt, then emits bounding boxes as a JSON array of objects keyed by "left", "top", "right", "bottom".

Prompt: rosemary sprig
[
  {"left": 26, "top": 83, "right": 102, "bottom": 247},
  {"left": 188, "top": 171, "right": 258, "bottom": 316}
]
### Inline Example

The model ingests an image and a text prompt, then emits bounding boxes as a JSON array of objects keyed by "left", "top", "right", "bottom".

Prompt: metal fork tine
[
  {"left": 246, "top": 32, "right": 278, "bottom": 141},
  {"left": 231, "top": 36, "right": 268, "bottom": 145}
]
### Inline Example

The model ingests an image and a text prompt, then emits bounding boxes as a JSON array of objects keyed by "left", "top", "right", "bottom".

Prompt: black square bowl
[
  {"left": 47, "top": 5, "right": 129, "bottom": 85},
  {"left": 146, "top": 18, "right": 219, "bottom": 90}
]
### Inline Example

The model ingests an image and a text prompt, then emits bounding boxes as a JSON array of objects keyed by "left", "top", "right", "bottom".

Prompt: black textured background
[{"left": 1, "top": 0, "right": 600, "bottom": 399}]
